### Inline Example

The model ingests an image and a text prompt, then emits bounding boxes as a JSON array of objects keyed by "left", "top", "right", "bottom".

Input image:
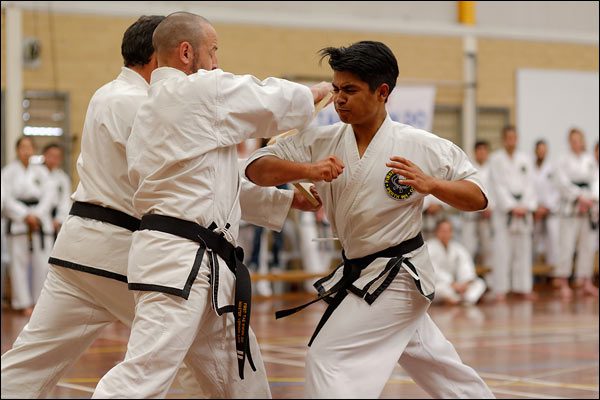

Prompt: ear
[
  {"left": 377, "top": 83, "right": 390, "bottom": 102},
  {"left": 179, "top": 41, "right": 193, "bottom": 65}
]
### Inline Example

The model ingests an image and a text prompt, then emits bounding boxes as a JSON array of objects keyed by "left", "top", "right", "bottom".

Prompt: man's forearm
[
  {"left": 430, "top": 179, "right": 487, "bottom": 212},
  {"left": 246, "top": 156, "right": 310, "bottom": 186}
]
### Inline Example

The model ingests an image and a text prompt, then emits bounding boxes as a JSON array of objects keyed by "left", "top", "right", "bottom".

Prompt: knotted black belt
[
  {"left": 69, "top": 201, "right": 140, "bottom": 232},
  {"left": 569, "top": 182, "right": 597, "bottom": 230},
  {"left": 139, "top": 213, "right": 254, "bottom": 380},
  {"left": 7, "top": 198, "right": 46, "bottom": 251},
  {"left": 276, "top": 233, "right": 425, "bottom": 346}
]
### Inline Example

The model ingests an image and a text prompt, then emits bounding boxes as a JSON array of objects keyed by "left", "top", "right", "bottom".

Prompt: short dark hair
[
  {"left": 535, "top": 139, "right": 546, "bottom": 148},
  {"left": 43, "top": 142, "right": 63, "bottom": 154},
  {"left": 319, "top": 41, "right": 399, "bottom": 97},
  {"left": 474, "top": 140, "right": 489, "bottom": 150},
  {"left": 122, "top": 15, "right": 165, "bottom": 67},
  {"left": 502, "top": 125, "right": 516, "bottom": 138},
  {"left": 435, "top": 218, "right": 452, "bottom": 232},
  {"left": 15, "top": 136, "right": 34, "bottom": 149}
]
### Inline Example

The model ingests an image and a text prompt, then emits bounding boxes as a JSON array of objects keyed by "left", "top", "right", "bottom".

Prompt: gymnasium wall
[{"left": 1, "top": 10, "right": 598, "bottom": 180}]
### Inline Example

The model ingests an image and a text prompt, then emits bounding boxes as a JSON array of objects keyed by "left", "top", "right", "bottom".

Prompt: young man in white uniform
[
  {"left": 1, "top": 137, "right": 55, "bottom": 316},
  {"left": 488, "top": 126, "right": 538, "bottom": 302},
  {"left": 1, "top": 16, "right": 316, "bottom": 399},
  {"left": 42, "top": 143, "right": 72, "bottom": 239},
  {"left": 246, "top": 41, "right": 494, "bottom": 399},
  {"left": 531, "top": 140, "right": 560, "bottom": 267},
  {"left": 92, "top": 12, "right": 332, "bottom": 399},
  {"left": 428, "top": 219, "right": 486, "bottom": 305},
  {"left": 552, "top": 129, "right": 599, "bottom": 299},
  {"left": 460, "top": 140, "right": 494, "bottom": 267}
]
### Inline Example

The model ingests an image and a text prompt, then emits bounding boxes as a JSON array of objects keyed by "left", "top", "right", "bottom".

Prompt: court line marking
[
  {"left": 262, "top": 354, "right": 305, "bottom": 367},
  {"left": 490, "top": 387, "right": 569, "bottom": 399},
  {"left": 55, "top": 382, "right": 95, "bottom": 394},
  {"left": 528, "top": 363, "right": 599, "bottom": 380},
  {"left": 480, "top": 371, "right": 599, "bottom": 392}
]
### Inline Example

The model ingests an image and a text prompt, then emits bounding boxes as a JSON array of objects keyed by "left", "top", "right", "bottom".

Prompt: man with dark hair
[
  {"left": 41, "top": 143, "right": 72, "bottom": 239},
  {"left": 92, "top": 11, "right": 331, "bottom": 399},
  {"left": 245, "top": 40, "right": 493, "bottom": 398},
  {"left": 1, "top": 136, "right": 55, "bottom": 317}
]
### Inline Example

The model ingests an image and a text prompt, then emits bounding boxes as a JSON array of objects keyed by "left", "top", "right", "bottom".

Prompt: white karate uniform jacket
[
  {"left": 1, "top": 160, "right": 55, "bottom": 235},
  {"left": 246, "top": 115, "right": 486, "bottom": 300},
  {"left": 555, "top": 151, "right": 598, "bottom": 216},
  {"left": 427, "top": 238, "right": 478, "bottom": 286},
  {"left": 50, "top": 67, "right": 295, "bottom": 283},
  {"left": 126, "top": 67, "right": 314, "bottom": 298},
  {"left": 532, "top": 159, "right": 560, "bottom": 214}
]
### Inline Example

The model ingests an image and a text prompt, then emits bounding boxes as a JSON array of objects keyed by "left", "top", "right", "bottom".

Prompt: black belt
[
  {"left": 7, "top": 199, "right": 45, "bottom": 251},
  {"left": 275, "top": 233, "right": 425, "bottom": 346},
  {"left": 572, "top": 181, "right": 590, "bottom": 189},
  {"left": 139, "top": 213, "right": 254, "bottom": 380},
  {"left": 69, "top": 201, "right": 140, "bottom": 232}
]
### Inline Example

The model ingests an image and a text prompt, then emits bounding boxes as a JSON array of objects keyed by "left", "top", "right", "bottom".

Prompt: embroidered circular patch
[{"left": 384, "top": 169, "right": 414, "bottom": 200}]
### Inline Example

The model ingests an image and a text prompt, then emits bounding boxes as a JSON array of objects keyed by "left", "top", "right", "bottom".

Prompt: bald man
[
  {"left": 1, "top": 15, "right": 317, "bottom": 399},
  {"left": 92, "top": 12, "right": 331, "bottom": 398}
]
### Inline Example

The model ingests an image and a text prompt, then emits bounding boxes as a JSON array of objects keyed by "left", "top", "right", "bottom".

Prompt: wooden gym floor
[{"left": 1, "top": 284, "right": 598, "bottom": 399}]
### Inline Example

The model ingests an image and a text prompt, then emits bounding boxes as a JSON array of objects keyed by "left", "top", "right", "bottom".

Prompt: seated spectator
[{"left": 428, "top": 219, "right": 487, "bottom": 306}]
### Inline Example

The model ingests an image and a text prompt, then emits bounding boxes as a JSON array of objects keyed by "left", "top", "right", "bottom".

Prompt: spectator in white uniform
[
  {"left": 488, "top": 126, "right": 538, "bottom": 302},
  {"left": 552, "top": 129, "right": 598, "bottom": 299},
  {"left": 428, "top": 219, "right": 487, "bottom": 306},
  {"left": 531, "top": 139, "right": 560, "bottom": 267},
  {"left": 1, "top": 137, "right": 55, "bottom": 316},
  {"left": 42, "top": 143, "right": 72, "bottom": 238},
  {"left": 460, "top": 140, "right": 493, "bottom": 267}
]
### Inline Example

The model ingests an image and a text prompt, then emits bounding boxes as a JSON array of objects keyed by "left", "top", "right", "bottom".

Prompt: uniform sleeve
[
  {"left": 554, "top": 156, "right": 584, "bottom": 202},
  {"left": 519, "top": 157, "right": 538, "bottom": 211},
  {"left": 243, "top": 126, "right": 316, "bottom": 180},
  {"left": 454, "top": 242, "right": 477, "bottom": 283},
  {"left": 31, "top": 168, "right": 57, "bottom": 222},
  {"left": 216, "top": 72, "right": 315, "bottom": 146},
  {"left": 56, "top": 171, "right": 73, "bottom": 223},
  {"left": 1, "top": 166, "right": 29, "bottom": 221},
  {"left": 238, "top": 159, "right": 293, "bottom": 231}
]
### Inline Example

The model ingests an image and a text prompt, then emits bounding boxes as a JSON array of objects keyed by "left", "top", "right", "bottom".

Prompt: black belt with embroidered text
[{"left": 275, "top": 233, "right": 425, "bottom": 346}]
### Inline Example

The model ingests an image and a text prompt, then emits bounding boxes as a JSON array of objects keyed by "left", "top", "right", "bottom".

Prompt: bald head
[{"left": 153, "top": 12, "right": 218, "bottom": 74}]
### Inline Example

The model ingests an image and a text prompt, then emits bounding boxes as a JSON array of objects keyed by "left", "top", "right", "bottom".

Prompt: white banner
[{"left": 314, "top": 85, "right": 437, "bottom": 131}]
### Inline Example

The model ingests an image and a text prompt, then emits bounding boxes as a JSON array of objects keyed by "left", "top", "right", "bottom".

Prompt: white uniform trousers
[
  {"left": 304, "top": 269, "right": 494, "bottom": 398},
  {"left": 92, "top": 260, "right": 271, "bottom": 399},
  {"left": 490, "top": 215, "right": 533, "bottom": 295},
  {"left": 434, "top": 277, "right": 487, "bottom": 305},
  {"left": 461, "top": 217, "right": 493, "bottom": 267},
  {"left": 554, "top": 215, "right": 597, "bottom": 279},
  {"left": 0, "top": 265, "right": 232, "bottom": 399},
  {"left": 1, "top": 265, "right": 135, "bottom": 398},
  {"left": 532, "top": 214, "right": 560, "bottom": 267},
  {"left": 7, "top": 233, "right": 52, "bottom": 309}
]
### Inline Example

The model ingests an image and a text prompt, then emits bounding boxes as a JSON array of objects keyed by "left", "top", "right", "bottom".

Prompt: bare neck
[{"left": 352, "top": 111, "right": 387, "bottom": 156}]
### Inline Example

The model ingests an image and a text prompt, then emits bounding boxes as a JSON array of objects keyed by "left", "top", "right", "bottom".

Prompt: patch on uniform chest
[{"left": 384, "top": 170, "right": 414, "bottom": 200}]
